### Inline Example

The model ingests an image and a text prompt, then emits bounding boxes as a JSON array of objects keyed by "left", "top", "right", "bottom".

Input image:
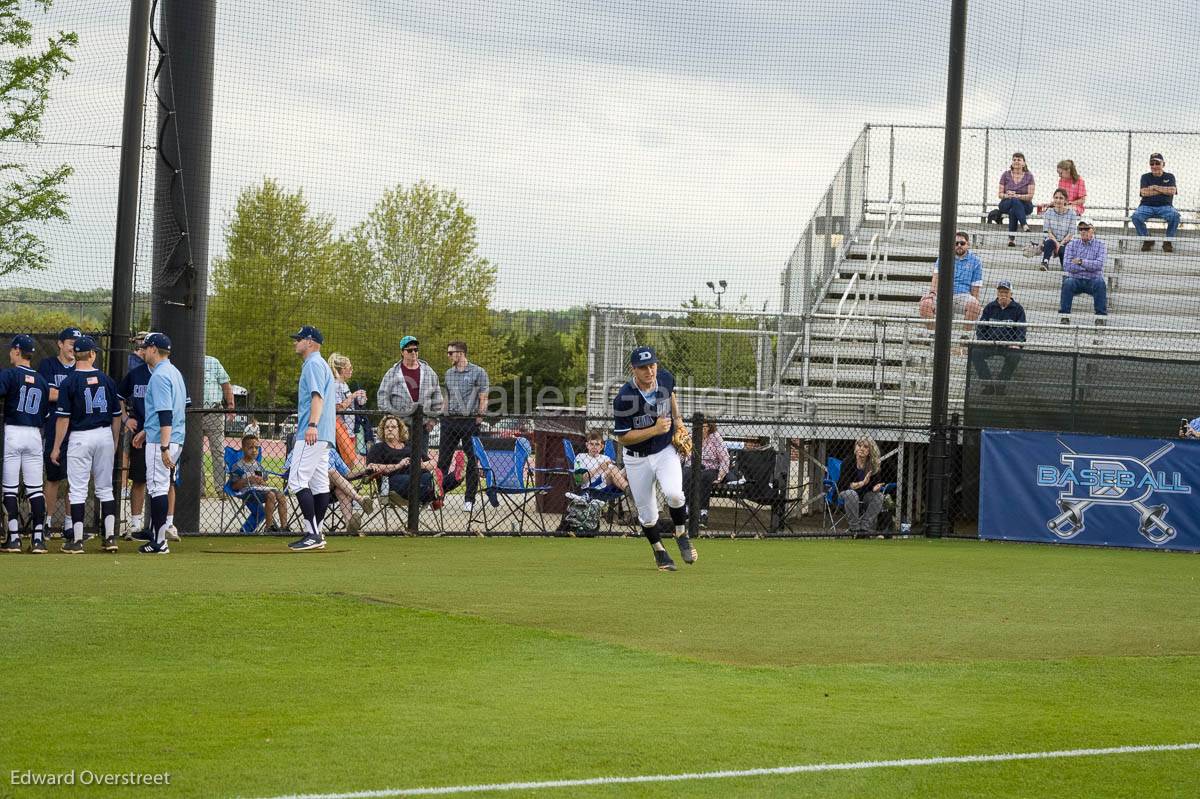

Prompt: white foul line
[{"left": 246, "top": 742, "right": 1200, "bottom": 799}]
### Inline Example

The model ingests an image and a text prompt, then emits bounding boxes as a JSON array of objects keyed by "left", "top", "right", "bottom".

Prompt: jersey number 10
[{"left": 17, "top": 385, "right": 43, "bottom": 415}]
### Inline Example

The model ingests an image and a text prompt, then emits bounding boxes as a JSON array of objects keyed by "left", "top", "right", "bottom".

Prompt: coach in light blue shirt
[
  {"left": 139, "top": 332, "right": 186, "bottom": 552},
  {"left": 296, "top": 333, "right": 336, "bottom": 447},
  {"left": 144, "top": 336, "right": 187, "bottom": 447}
]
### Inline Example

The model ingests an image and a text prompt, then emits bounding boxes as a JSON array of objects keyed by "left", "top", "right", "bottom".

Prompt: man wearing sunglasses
[
  {"left": 377, "top": 335, "right": 443, "bottom": 431},
  {"left": 1131, "top": 153, "right": 1179, "bottom": 252},
  {"left": 918, "top": 232, "right": 983, "bottom": 330}
]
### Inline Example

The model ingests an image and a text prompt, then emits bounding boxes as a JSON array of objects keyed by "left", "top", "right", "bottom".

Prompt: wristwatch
[
  {"left": 307, "top": 423, "right": 318, "bottom": 428},
  {"left": 160, "top": 446, "right": 170, "bottom": 452}
]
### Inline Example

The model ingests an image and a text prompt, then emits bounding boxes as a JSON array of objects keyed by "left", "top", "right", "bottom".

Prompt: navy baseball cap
[
  {"left": 997, "top": 280, "right": 1013, "bottom": 291},
  {"left": 1149, "top": 153, "right": 1165, "bottom": 164},
  {"left": 58, "top": 327, "right": 82, "bottom": 341},
  {"left": 143, "top": 332, "right": 172, "bottom": 351},
  {"left": 290, "top": 325, "right": 324, "bottom": 344},
  {"left": 10, "top": 334, "right": 35, "bottom": 352},
  {"left": 73, "top": 336, "right": 98, "bottom": 353},
  {"left": 630, "top": 346, "right": 657, "bottom": 366},
  {"left": 399, "top": 335, "right": 419, "bottom": 350}
]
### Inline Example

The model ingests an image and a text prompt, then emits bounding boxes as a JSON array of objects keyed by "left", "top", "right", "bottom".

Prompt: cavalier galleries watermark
[{"left": 10, "top": 769, "right": 171, "bottom": 788}]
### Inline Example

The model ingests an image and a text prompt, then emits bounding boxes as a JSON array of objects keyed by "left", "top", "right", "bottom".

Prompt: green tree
[
  {"left": 0, "top": 0, "right": 77, "bottom": 276},
  {"left": 347, "top": 180, "right": 510, "bottom": 390},
  {"left": 661, "top": 296, "right": 761, "bottom": 389},
  {"left": 208, "top": 179, "right": 344, "bottom": 407}
]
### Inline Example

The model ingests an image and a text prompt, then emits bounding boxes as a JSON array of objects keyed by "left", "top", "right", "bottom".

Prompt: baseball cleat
[
  {"left": 1, "top": 536, "right": 21, "bottom": 553},
  {"left": 653, "top": 549, "right": 677, "bottom": 572},
  {"left": 137, "top": 540, "right": 170, "bottom": 554},
  {"left": 675, "top": 533, "right": 697, "bottom": 564},
  {"left": 164, "top": 524, "right": 180, "bottom": 541},
  {"left": 131, "top": 529, "right": 153, "bottom": 542},
  {"left": 29, "top": 537, "right": 48, "bottom": 554},
  {"left": 288, "top": 533, "right": 325, "bottom": 552},
  {"left": 61, "top": 540, "right": 84, "bottom": 554},
  {"left": 102, "top": 536, "right": 118, "bottom": 553}
]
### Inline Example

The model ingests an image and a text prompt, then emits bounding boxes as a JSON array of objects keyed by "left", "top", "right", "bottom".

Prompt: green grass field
[{"left": 2, "top": 536, "right": 1198, "bottom": 798}]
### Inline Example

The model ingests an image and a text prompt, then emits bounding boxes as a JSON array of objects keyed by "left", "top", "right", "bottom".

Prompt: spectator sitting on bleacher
[
  {"left": 1059, "top": 219, "right": 1107, "bottom": 325},
  {"left": 568, "top": 429, "right": 629, "bottom": 500},
  {"left": 918, "top": 232, "right": 982, "bottom": 331},
  {"left": 364, "top": 414, "right": 439, "bottom": 507},
  {"left": 679, "top": 421, "right": 730, "bottom": 528},
  {"left": 987, "top": 152, "right": 1036, "bottom": 246},
  {"left": 228, "top": 434, "right": 289, "bottom": 532},
  {"left": 971, "top": 280, "right": 1026, "bottom": 395},
  {"left": 1039, "top": 189, "right": 1077, "bottom": 270},
  {"left": 1037, "top": 160, "right": 1087, "bottom": 216},
  {"left": 1131, "top": 153, "right": 1180, "bottom": 252}
]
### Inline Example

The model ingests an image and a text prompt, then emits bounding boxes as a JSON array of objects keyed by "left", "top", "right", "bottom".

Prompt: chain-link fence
[{"left": 49, "top": 407, "right": 982, "bottom": 541}]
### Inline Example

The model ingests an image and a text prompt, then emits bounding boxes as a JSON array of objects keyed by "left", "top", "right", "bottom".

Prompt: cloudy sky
[{"left": 5, "top": 1, "right": 1199, "bottom": 311}]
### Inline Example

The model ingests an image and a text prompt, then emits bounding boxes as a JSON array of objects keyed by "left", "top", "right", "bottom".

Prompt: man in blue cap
[
  {"left": 287, "top": 325, "right": 336, "bottom": 551},
  {"left": 971, "top": 279, "right": 1026, "bottom": 396},
  {"left": 37, "top": 326, "right": 80, "bottom": 538},
  {"left": 50, "top": 336, "right": 121, "bottom": 553},
  {"left": 0, "top": 335, "right": 51, "bottom": 553},
  {"left": 140, "top": 333, "right": 186, "bottom": 553},
  {"left": 612, "top": 346, "right": 696, "bottom": 571}
]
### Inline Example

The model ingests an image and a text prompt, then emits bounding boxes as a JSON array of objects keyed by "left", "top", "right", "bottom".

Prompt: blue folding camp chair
[
  {"left": 822, "top": 456, "right": 896, "bottom": 535},
  {"left": 562, "top": 438, "right": 636, "bottom": 534},
  {"left": 221, "top": 445, "right": 285, "bottom": 533},
  {"left": 468, "top": 435, "right": 551, "bottom": 535}
]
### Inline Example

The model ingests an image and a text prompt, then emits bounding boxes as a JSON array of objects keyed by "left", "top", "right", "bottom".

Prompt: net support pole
[
  {"left": 109, "top": 0, "right": 152, "bottom": 384},
  {"left": 152, "top": 0, "right": 216, "bottom": 532},
  {"left": 925, "top": 0, "right": 968, "bottom": 538}
]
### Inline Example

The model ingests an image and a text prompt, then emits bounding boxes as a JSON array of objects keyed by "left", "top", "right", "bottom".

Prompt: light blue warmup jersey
[
  {"left": 297, "top": 351, "right": 336, "bottom": 446},
  {"left": 144, "top": 359, "right": 187, "bottom": 445}
]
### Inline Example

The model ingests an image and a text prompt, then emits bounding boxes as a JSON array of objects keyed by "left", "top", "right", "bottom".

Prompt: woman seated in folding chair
[
  {"left": 363, "top": 415, "right": 443, "bottom": 508},
  {"left": 228, "top": 434, "right": 289, "bottom": 532},
  {"left": 837, "top": 436, "right": 890, "bottom": 538},
  {"left": 678, "top": 420, "right": 730, "bottom": 528}
]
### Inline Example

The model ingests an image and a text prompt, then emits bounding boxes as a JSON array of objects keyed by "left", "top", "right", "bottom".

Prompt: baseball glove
[{"left": 672, "top": 424, "right": 693, "bottom": 459}]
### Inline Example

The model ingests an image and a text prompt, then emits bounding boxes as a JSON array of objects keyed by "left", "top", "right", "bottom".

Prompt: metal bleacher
[{"left": 587, "top": 123, "right": 1200, "bottom": 430}]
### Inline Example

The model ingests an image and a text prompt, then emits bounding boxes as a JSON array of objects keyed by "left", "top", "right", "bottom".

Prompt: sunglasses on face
[
  {"left": 447, "top": 350, "right": 461, "bottom": 355},
  {"left": 955, "top": 241, "right": 968, "bottom": 246},
  {"left": 1150, "top": 161, "right": 1164, "bottom": 165},
  {"left": 404, "top": 347, "right": 419, "bottom": 353}
]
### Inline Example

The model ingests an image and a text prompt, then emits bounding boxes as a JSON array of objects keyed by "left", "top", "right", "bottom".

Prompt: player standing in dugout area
[
  {"left": 49, "top": 336, "right": 121, "bottom": 554},
  {"left": 1, "top": 335, "right": 52, "bottom": 553}
]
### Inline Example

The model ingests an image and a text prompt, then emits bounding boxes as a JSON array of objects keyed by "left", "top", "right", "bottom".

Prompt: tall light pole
[{"left": 706, "top": 280, "right": 727, "bottom": 387}]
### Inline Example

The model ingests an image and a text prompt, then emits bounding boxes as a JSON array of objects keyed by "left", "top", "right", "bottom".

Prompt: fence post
[
  {"left": 1123, "top": 131, "right": 1133, "bottom": 233},
  {"left": 687, "top": 412, "right": 704, "bottom": 539},
  {"left": 408, "top": 404, "right": 424, "bottom": 535}
]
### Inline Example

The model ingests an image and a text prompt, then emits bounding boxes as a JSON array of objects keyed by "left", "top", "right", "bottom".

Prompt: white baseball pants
[
  {"left": 67, "top": 427, "right": 115, "bottom": 503},
  {"left": 624, "top": 446, "right": 685, "bottom": 527}
]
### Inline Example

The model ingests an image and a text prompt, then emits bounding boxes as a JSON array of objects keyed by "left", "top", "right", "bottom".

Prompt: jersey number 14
[{"left": 84, "top": 386, "right": 108, "bottom": 415}]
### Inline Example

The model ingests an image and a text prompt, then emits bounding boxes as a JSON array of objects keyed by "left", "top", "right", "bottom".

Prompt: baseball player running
[
  {"left": 287, "top": 326, "right": 337, "bottom": 552},
  {"left": 612, "top": 346, "right": 696, "bottom": 571},
  {"left": 50, "top": 336, "right": 121, "bottom": 553},
  {"left": 0, "top": 335, "right": 51, "bottom": 554},
  {"left": 139, "top": 333, "right": 186, "bottom": 554}
]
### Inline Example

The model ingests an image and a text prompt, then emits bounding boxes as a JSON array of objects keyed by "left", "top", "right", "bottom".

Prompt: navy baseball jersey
[
  {"left": 37, "top": 357, "right": 74, "bottom": 435},
  {"left": 0, "top": 366, "right": 51, "bottom": 427},
  {"left": 612, "top": 367, "right": 676, "bottom": 457},
  {"left": 55, "top": 368, "right": 120, "bottom": 432},
  {"left": 117, "top": 362, "right": 152, "bottom": 426}
]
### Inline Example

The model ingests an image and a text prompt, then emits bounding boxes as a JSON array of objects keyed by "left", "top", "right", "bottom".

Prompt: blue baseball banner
[{"left": 980, "top": 429, "right": 1200, "bottom": 552}]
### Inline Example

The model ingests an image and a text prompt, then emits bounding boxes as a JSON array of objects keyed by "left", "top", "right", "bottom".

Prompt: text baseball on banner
[{"left": 980, "top": 429, "right": 1200, "bottom": 552}]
